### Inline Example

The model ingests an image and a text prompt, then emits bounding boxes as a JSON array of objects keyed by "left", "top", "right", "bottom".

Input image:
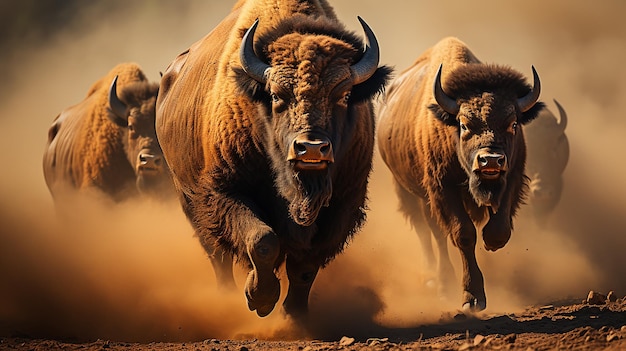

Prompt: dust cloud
[{"left": 1, "top": 0, "right": 625, "bottom": 343}]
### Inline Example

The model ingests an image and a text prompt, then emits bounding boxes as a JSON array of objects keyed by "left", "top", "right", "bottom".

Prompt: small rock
[
  {"left": 473, "top": 334, "right": 486, "bottom": 346},
  {"left": 607, "top": 333, "right": 620, "bottom": 342},
  {"left": 458, "top": 342, "right": 472, "bottom": 351},
  {"left": 607, "top": 291, "right": 618, "bottom": 302},
  {"left": 504, "top": 333, "right": 517, "bottom": 343},
  {"left": 587, "top": 290, "right": 607, "bottom": 305},
  {"left": 366, "top": 338, "right": 388, "bottom": 346},
  {"left": 621, "top": 325, "right": 626, "bottom": 332},
  {"left": 339, "top": 336, "right": 355, "bottom": 346}
]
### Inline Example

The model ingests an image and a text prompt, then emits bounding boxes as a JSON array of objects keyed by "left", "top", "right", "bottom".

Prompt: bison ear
[
  {"left": 519, "top": 101, "right": 546, "bottom": 125},
  {"left": 232, "top": 67, "right": 270, "bottom": 102},
  {"left": 428, "top": 104, "right": 458, "bottom": 126},
  {"left": 350, "top": 65, "right": 393, "bottom": 103}
]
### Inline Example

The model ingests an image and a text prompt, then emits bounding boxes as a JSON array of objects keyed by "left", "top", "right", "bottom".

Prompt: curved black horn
[
  {"left": 108, "top": 76, "right": 127, "bottom": 119},
  {"left": 433, "top": 64, "right": 459, "bottom": 115},
  {"left": 239, "top": 19, "right": 270, "bottom": 83},
  {"left": 553, "top": 99, "right": 567, "bottom": 130},
  {"left": 351, "top": 16, "right": 380, "bottom": 85},
  {"left": 517, "top": 66, "right": 541, "bottom": 113}
]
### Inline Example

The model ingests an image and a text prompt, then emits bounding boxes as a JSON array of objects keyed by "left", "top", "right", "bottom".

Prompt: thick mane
[
  {"left": 431, "top": 63, "right": 545, "bottom": 124},
  {"left": 254, "top": 14, "right": 364, "bottom": 64},
  {"left": 445, "top": 63, "right": 531, "bottom": 100}
]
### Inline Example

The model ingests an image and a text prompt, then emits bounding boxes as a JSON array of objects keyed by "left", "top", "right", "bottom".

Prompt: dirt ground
[
  {"left": 2, "top": 1, "right": 626, "bottom": 351},
  {"left": 2, "top": 297, "right": 625, "bottom": 350}
]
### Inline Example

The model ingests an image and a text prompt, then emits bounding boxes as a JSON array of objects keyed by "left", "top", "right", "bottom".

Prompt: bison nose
[
  {"left": 477, "top": 153, "right": 506, "bottom": 170},
  {"left": 474, "top": 152, "right": 506, "bottom": 180},
  {"left": 287, "top": 136, "right": 334, "bottom": 171},
  {"left": 138, "top": 153, "right": 164, "bottom": 173}
]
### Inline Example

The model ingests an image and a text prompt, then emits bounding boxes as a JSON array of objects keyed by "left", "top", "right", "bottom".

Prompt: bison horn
[
  {"left": 108, "top": 76, "right": 128, "bottom": 122},
  {"left": 351, "top": 16, "right": 380, "bottom": 85},
  {"left": 433, "top": 64, "right": 459, "bottom": 115},
  {"left": 553, "top": 99, "right": 567, "bottom": 131},
  {"left": 240, "top": 19, "right": 271, "bottom": 83},
  {"left": 517, "top": 66, "right": 541, "bottom": 113}
]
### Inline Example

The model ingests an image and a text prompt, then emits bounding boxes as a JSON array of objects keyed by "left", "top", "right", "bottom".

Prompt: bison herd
[{"left": 42, "top": 0, "right": 570, "bottom": 319}]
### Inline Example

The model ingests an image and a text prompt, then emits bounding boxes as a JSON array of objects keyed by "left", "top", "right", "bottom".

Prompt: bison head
[
  {"left": 524, "top": 99, "right": 569, "bottom": 222},
  {"left": 234, "top": 16, "right": 391, "bottom": 226},
  {"left": 430, "top": 64, "right": 544, "bottom": 212},
  {"left": 108, "top": 76, "right": 174, "bottom": 199}
]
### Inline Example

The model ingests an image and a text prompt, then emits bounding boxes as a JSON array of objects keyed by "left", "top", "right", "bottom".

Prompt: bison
[
  {"left": 524, "top": 99, "right": 569, "bottom": 226},
  {"left": 156, "top": 0, "right": 391, "bottom": 318},
  {"left": 377, "top": 37, "right": 544, "bottom": 311},
  {"left": 43, "top": 62, "right": 173, "bottom": 203}
]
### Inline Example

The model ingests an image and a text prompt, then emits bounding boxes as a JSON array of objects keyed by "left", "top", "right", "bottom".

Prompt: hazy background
[{"left": 1, "top": 0, "right": 625, "bottom": 343}]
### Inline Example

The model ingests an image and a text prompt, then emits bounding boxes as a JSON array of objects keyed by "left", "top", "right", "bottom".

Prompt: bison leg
[
  {"left": 451, "top": 223, "right": 486, "bottom": 312},
  {"left": 394, "top": 182, "right": 437, "bottom": 276},
  {"left": 244, "top": 227, "right": 281, "bottom": 317},
  {"left": 482, "top": 208, "right": 512, "bottom": 252},
  {"left": 419, "top": 198, "right": 456, "bottom": 298},
  {"left": 207, "top": 246, "right": 237, "bottom": 290},
  {"left": 283, "top": 256, "right": 319, "bottom": 318},
  {"left": 395, "top": 182, "right": 455, "bottom": 296}
]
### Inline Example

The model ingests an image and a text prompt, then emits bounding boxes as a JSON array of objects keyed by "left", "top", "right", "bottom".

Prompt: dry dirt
[
  {"left": 2, "top": 1, "right": 626, "bottom": 351},
  {"left": 2, "top": 298, "right": 626, "bottom": 350}
]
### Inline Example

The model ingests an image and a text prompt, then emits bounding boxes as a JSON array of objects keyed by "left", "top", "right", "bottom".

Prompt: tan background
[{"left": 1, "top": 0, "right": 625, "bottom": 342}]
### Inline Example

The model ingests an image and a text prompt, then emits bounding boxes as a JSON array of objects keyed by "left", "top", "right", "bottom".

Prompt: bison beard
[
  {"left": 469, "top": 175, "right": 507, "bottom": 214},
  {"left": 288, "top": 170, "right": 332, "bottom": 227}
]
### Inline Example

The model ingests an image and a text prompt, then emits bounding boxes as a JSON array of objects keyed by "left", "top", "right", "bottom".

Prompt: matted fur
[
  {"left": 377, "top": 36, "right": 543, "bottom": 311},
  {"left": 156, "top": 0, "right": 391, "bottom": 316},
  {"left": 43, "top": 62, "right": 168, "bottom": 202}
]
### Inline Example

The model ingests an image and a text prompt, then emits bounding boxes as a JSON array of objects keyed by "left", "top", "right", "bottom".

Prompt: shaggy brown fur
[
  {"left": 156, "top": 0, "right": 391, "bottom": 318},
  {"left": 43, "top": 62, "right": 173, "bottom": 203},
  {"left": 377, "top": 37, "right": 543, "bottom": 311}
]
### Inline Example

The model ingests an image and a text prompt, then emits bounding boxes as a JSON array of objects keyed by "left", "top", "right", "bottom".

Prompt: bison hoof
[{"left": 462, "top": 298, "right": 487, "bottom": 312}]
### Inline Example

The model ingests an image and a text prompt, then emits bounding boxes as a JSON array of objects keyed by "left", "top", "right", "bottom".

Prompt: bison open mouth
[
  {"left": 479, "top": 168, "right": 502, "bottom": 180},
  {"left": 138, "top": 166, "right": 160, "bottom": 175},
  {"left": 293, "top": 160, "right": 330, "bottom": 172}
]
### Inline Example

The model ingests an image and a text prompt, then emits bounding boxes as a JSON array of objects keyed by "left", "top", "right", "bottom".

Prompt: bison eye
[
  {"left": 460, "top": 122, "right": 468, "bottom": 132},
  {"left": 128, "top": 124, "right": 138, "bottom": 138},
  {"left": 338, "top": 91, "right": 351, "bottom": 107},
  {"left": 271, "top": 93, "right": 280, "bottom": 104},
  {"left": 508, "top": 121, "right": 518, "bottom": 134}
]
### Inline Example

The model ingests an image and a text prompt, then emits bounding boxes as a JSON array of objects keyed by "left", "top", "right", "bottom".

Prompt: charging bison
[
  {"left": 156, "top": 0, "right": 391, "bottom": 317},
  {"left": 43, "top": 63, "right": 173, "bottom": 203},
  {"left": 524, "top": 99, "right": 569, "bottom": 226},
  {"left": 377, "top": 37, "right": 544, "bottom": 311}
]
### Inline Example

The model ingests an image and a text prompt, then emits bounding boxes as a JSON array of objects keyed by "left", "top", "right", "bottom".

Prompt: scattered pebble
[
  {"left": 458, "top": 342, "right": 472, "bottom": 351},
  {"left": 607, "top": 333, "right": 620, "bottom": 342},
  {"left": 473, "top": 334, "right": 486, "bottom": 346},
  {"left": 586, "top": 290, "right": 607, "bottom": 305},
  {"left": 504, "top": 333, "right": 517, "bottom": 343},
  {"left": 339, "top": 336, "right": 355, "bottom": 346}
]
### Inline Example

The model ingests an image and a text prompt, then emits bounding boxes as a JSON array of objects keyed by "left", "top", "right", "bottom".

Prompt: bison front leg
[
  {"left": 207, "top": 245, "right": 237, "bottom": 290},
  {"left": 445, "top": 212, "right": 486, "bottom": 312},
  {"left": 193, "top": 195, "right": 281, "bottom": 317},
  {"left": 244, "top": 225, "right": 281, "bottom": 317},
  {"left": 283, "top": 256, "right": 319, "bottom": 319},
  {"left": 482, "top": 206, "right": 512, "bottom": 252}
]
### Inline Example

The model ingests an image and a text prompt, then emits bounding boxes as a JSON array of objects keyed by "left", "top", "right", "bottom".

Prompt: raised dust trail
[{"left": 1, "top": 0, "right": 626, "bottom": 343}]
